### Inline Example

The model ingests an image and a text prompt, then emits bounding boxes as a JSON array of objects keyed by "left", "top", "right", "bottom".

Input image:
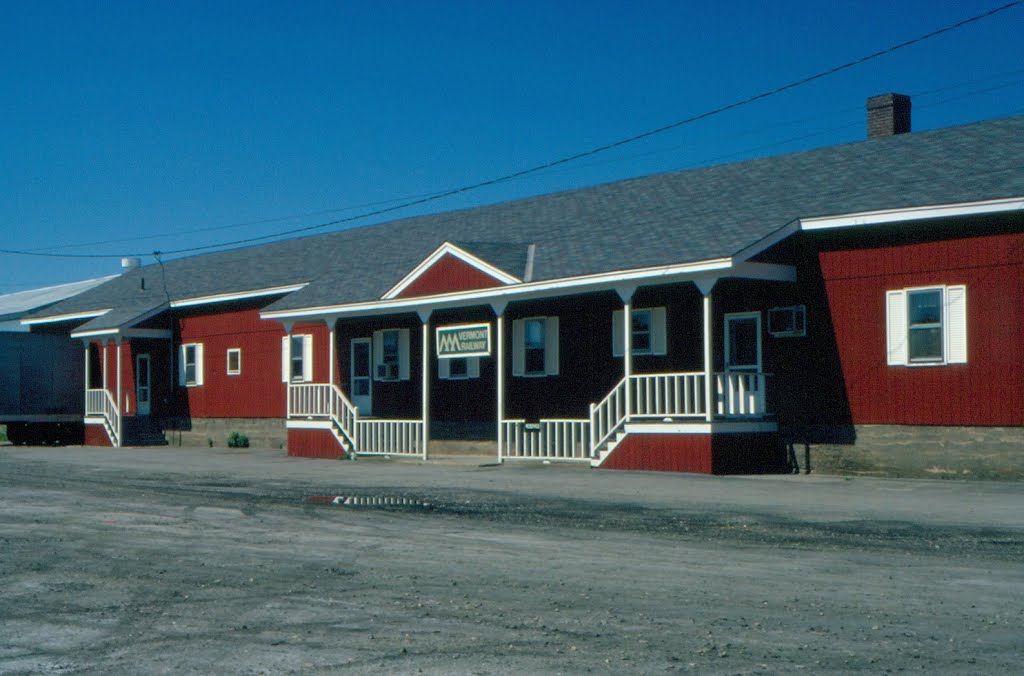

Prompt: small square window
[{"left": 227, "top": 348, "right": 241, "bottom": 375}]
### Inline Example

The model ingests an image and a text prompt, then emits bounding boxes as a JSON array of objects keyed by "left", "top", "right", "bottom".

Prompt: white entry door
[
  {"left": 136, "top": 353, "right": 151, "bottom": 416},
  {"left": 350, "top": 338, "right": 372, "bottom": 416}
]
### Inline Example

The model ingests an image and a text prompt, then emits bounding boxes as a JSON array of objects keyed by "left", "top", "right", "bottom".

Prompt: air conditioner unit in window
[{"left": 376, "top": 363, "right": 398, "bottom": 380}]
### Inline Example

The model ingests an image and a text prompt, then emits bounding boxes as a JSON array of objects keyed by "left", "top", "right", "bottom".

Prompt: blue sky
[{"left": 2, "top": 1, "right": 1022, "bottom": 292}]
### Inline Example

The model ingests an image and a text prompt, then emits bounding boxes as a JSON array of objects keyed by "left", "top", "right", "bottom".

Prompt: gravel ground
[{"left": 1, "top": 446, "right": 1022, "bottom": 674}]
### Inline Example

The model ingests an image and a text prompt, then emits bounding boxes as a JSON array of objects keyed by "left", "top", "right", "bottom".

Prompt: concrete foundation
[
  {"left": 160, "top": 417, "right": 287, "bottom": 450},
  {"left": 801, "top": 425, "right": 1024, "bottom": 480}
]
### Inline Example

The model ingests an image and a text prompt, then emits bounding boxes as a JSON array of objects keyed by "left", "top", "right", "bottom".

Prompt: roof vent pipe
[
  {"left": 121, "top": 257, "right": 141, "bottom": 273},
  {"left": 867, "top": 93, "right": 911, "bottom": 138}
]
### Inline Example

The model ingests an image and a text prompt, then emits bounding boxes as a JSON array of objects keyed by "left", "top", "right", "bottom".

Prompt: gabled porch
[{"left": 277, "top": 253, "right": 792, "bottom": 473}]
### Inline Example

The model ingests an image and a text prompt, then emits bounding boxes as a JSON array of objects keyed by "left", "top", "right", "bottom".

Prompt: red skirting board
[
  {"left": 84, "top": 423, "right": 113, "bottom": 447},
  {"left": 287, "top": 428, "right": 345, "bottom": 459},
  {"left": 600, "top": 431, "right": 786, "bottom": 475}
]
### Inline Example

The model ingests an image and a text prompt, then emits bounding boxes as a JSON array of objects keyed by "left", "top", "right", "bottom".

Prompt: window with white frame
[
  {"left": 226, "top": 348, "right": 241, "bottom": 375},
  {"left": 886, "top": 285, "right": 966, "bottom": 366},
  {"left": 439, "top": 356, "right": 480, "bottom": 380},
  {"left": 612, "top": 307, "right": 667, "bottom": 356},
  {"left": 373, "top": 328, "right": 410, "bottom": 381},
  {"left": 281, "top": 334, "right": 314, "bottom": 382},
  {"left": 178, "top": 343, "right": 204, "bottom": 387},
  {"left": 512, "top": 316, "right": 559, "bottom": 377},
  {"left": 767, "top": 305, "right": 806, "bottom": 337}
]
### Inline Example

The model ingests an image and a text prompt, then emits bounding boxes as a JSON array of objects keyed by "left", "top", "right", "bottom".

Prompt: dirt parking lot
[{"left": 1, "top": 446, "right": 1022, "bottom": 674}]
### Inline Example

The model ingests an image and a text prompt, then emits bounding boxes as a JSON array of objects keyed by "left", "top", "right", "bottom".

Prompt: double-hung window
[
  {"left": 373, "top": 328, "right": 410, "bottom": 381},
  {"left": 886, "top": 285, "right": 967, "bottom": 366},
  {"left": 281, "top": 334, "right": 314, "bottom": 382},
  {"left": 512, "top": 316, "right": 559, "bottom": 377},
  {"left": 178, "top": 343, "right": 204, "bottom": 387},
  {"left": 612, "top": 307, "right": 667, "bottom": 356}
]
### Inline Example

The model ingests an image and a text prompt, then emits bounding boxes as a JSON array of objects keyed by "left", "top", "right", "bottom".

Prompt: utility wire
[{"left": 0, "top": 0, "right": 1020, "bottom": 262}]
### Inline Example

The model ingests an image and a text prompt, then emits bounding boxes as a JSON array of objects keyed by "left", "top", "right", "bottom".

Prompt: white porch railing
[
  {"left": 501, "top": 419, "right": 591, "bottom": 460},
  {"left": 357, "top": 419, "right": 423, "bottom": 455},
  {"left": 629, "top": 372, "right": 707, "bottom": 419},
  {"left": 589, "top": 376, "right": 628, "bottom": 455},
  {"left": 287, "top": 383, "right": 422, "bottom": 456},
  {"left": 715, "top": 372, "right": 766, "bottom": 418},
  {"left": 86, "top": 388, "right": 120, "bottom": 447}
]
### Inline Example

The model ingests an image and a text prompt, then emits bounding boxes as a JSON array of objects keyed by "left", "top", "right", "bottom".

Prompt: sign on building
[{"left": 436, "top": 323, "right": 491, "bottom": 358}]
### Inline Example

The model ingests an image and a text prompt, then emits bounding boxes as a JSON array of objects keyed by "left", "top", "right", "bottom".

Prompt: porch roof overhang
[
  {"left": 261, "top": 257, "right": 796, "bottom": 323},
  {"left": 69, "top": 303, "right": 170, "bottom": 340}
]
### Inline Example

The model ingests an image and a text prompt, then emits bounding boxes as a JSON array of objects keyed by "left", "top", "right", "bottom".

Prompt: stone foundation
[
  {"left": 797, "top": 425, "right": 1024, "bottom": 480},
  {"left": 160, "top": 417, "right": 287, "bottom": 450}
]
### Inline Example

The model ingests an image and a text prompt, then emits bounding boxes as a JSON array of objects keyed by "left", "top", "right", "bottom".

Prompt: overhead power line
[{"left": 0, "top": 0, "right": 1020, "bottom": 262}]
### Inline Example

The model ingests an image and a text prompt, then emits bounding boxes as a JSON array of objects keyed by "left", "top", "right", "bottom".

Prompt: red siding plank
[
  {"left": 600, "top": 434, "right": 714, "bottom": 473},
  {"left": 84, "top": 423, "right": 113, "bottom": 447}
]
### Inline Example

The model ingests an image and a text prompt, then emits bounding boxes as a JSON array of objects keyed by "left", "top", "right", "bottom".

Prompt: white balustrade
[
  {"left": 356, "top": 419, "right": 423, "bottom": 456},
  {"left": 628, "top": 372, "right": 706, "bottom": 418},
  {"left": 715, "top": 372, "right": 766, "bottom": 417},
  {"left": 502, "top": 419, "right": 591, "bottom": 460},
  {"left": 86, "top": 387, "right": 120, "bottom": 446}
]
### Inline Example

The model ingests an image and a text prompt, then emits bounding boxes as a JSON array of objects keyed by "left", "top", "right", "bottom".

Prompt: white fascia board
[
  {"left": 169, "top": 283, "right": 308, "bottom": 309},
  {"left": 381, "top": 242, "right": 521, "bottom": 300},
  {"left": 799, "top": 197, "right": 1024, "bottom": 231},
  {"left": 70, "top": 304, "right": 170, "bottom": 339},
  {"left": 263, "top": 257, "right": 735, "bottom": 321},
  {"left": 122, "top": 328, "right": 173, "bottom": 339},
  {"left": 20, "top": 309, "right": 109, "bottom": 326}
]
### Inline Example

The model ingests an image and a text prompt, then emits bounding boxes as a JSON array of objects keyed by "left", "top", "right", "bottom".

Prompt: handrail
[
  {"left": 86, "top": 387, "right": 120, "bottom": 447},
  {"left": 589, "top": 376, "right": 627, "bottom": 455}
]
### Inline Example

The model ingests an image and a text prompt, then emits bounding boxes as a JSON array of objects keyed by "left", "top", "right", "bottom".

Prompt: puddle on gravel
[{"left": 306, "top": 495, "right": 433, "bottom": 509}]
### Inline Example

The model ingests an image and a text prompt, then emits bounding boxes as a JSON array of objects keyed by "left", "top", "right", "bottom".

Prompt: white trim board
[
  {"left": 169, "top": 283, "right": 308, "bottom": 308},
  {"left": 799, "top": 197, "right": 1024, "bottom": 231},
  {"left": 382, "top": 242, "right": 521, "bottom": 300},
  {"left": 623, "top": 421, "right": 778, "bottom": 434},
  {"left": 286, "top": 419, "right": 334, "bottom": 430},
  {"left": 21, "top": 309, "right": 110, "bottom": 326}
]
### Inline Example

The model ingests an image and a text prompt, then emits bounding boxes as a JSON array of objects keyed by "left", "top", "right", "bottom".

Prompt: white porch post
[
  {"left": 102, "top": 342, "right": 108, "bottom": 392},
  {"left": 115, "top": 338, "right": 123, "bottom": 444},
  {"left": 83, "top": 343, "right": 90, "bottom": 409},
  {"left": 696, "top": 280, "right": 717, "bottom": 423},
  {"left": 419, "top": 309, "right": 432, "bottom": 461},
  {"left": 492, "top": 301, "right": 507, "bottom": 463},
  {"left": 616, "top": 286, "right": 636, "bottom": 418},
  {"left": 326, "top": 317, "right": 336, "bottom": 386}
]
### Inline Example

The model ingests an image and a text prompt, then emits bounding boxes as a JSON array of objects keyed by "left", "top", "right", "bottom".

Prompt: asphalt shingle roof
[{"left": 26, "top": 114, "right": 1024, "bottom": 328}]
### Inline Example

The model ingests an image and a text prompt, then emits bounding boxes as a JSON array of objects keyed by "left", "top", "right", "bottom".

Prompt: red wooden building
[{"left": 23, "top": 95, "right": 1024, "bottom": 475}]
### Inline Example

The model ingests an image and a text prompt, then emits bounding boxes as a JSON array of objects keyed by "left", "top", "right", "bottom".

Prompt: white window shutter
[
  {"left": 438, "top": 358, "right": 450, "bottom": 379},
  {"left": 512, "top": 319, "right": 525, "bottom": 376},
  {"left": 545, "top": 316, "right": 559, "bottom": 376},
  {"left": 651, "top": 307, "right": 668, "bottom": 355},
  {"left": 886, "top": 290, "right": 908, "bottom": 366},
  {"left": 195, "top": 343, "right": 204, "bottom": 386},
  {"left": 945, "top": 285, "right": 968, "bottom": 364},
  {"left": 281, "top": 336, "right": 290, "bottom": 382},
  {"left": 399, "top": 328, "right": 411, "bottom": 380},
  {"left": 468, "top": 356, "right": 480, "bottom": 378},
  {"left": 179, "top": 344, "right": 187, "bottom": 386},
  {"left": 302, "top": 334, "right": 314, "bottom": 382},
  {"left": 612, "top": 310, "right": 625, "bottom": 357}
]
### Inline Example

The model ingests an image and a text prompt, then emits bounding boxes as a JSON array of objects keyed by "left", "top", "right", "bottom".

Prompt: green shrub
[{"left": 227, "top": 432, "right": 250, "bottom": 448}]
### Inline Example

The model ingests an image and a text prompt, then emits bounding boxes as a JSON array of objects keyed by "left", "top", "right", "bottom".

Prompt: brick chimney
[{"left": 867, "top": 93, "right": 911, "bottom": 138}]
